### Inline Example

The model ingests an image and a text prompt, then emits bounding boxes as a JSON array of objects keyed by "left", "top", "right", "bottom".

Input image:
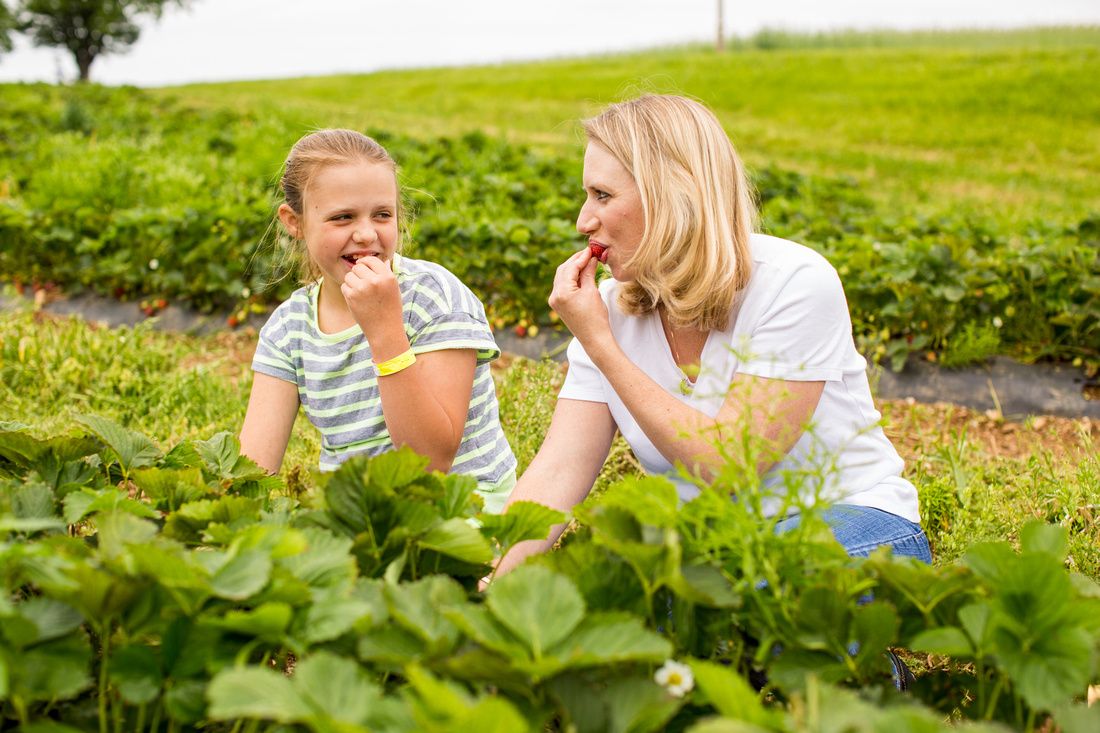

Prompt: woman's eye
[{"left": 596, "top": 190, "right": 610, "bottom": 200}]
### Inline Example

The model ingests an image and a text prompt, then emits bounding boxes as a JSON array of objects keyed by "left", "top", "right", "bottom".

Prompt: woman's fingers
[{"left": 550, "top": 249, "right": 606, "bottom": 337}]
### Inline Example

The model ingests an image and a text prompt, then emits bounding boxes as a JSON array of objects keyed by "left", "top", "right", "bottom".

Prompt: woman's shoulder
[{"left": 749, "top": 233, "right": 833, "bottom": 272}]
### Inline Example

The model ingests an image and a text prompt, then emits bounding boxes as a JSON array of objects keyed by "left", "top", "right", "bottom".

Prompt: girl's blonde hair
[
  {"left": 582, "top": 94, "right": 757, "bottom": 331},
  {"left": 277, "top": 128, "right": 405, "bottom": 283}
]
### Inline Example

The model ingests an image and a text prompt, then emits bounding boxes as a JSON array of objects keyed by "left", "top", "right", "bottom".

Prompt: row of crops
[
  {"left": 3, "top": 417, "right": 1099, "bottom": 731},
  {"left": 1, "top": 83, "right": 1098, "bottom": 371}
]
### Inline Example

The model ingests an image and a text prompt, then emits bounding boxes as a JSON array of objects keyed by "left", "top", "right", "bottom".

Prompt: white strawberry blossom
[
  {"left": 148, "top": 259, "right": 159, "bottom": 270},
  {"left": 654, "top": 660, "right": 694, "bottom": 697}
]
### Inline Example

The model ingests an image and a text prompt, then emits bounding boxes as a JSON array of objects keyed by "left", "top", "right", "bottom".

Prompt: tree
[
  {"left": 16, "top": 0, "right": 192, "bottom": 81},
  {"left": 0, "top": 2, "right": 16, "bottom": 55}
]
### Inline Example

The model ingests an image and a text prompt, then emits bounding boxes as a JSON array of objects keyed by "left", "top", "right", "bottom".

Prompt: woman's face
[{"left": 576, "top": 143, "right": 646, "bottom": 282}]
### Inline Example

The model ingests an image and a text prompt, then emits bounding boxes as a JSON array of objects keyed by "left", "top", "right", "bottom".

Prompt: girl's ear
[{"left": 278, "top": 204, "right": 302, "bottom": 238}]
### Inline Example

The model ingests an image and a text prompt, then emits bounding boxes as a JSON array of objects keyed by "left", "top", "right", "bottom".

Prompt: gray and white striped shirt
[{"left": 252, "top": 255, "right": 517, "bottom": 502}]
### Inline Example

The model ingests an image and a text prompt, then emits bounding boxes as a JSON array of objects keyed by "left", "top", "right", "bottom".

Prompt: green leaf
[
  {"left": 299, "top": 596, "right": 376, "bottom": 644},
  {"left": 690, "top": 660, "right": 777, "bottom": 727},
  {"left": 1051, "top": 701, "right": 1100, "bottom": 733},
  {"left": 958, "top": 602, "right": 994, "bottom": 653},
  {"left": 60, "top": 563, "right": 146, "bottom": 627},
  {"left": 294, "top": 651, "right": 384, "bottom": 727},
  {"left": 108, "top": 644, "right": 163, "bottom": 705},
  {"left": 166, "top": 679, "right": 208, "bottom": 724},
  {"left": 604, "top": 675, "right": 685, "bottom": 733},
  {"left": 0, "top": 428, "right": 48, "bottom": 468},
  {"left": 418, "top": 517, "right": 494, "bottom": 565},
  {"left": 16, "top": 597, "right": 84, "bottom": 644},
  {"left": 1020, "top": 520, "right": 1069, "bottom": 561},
  {"left": 279, "top": 528, "right": 357, "bottom": 591},
  {"left": 202, "top": 602, "right": 292, "bottom": 637},
  {"left": 996, "top": 625, "right": 1094, "bottom": 712},
  {"left": 74, "top": 414, "right": 163, "bottom": 474},
  {"left": 591, "top": 475, "right": 681, "bottom": 528},
  {"left": 194, "top": 431, "right": 262, "bottom": 480},
  {"left": 910, "top": 626, "right": 974, "bottom": 658},
  {"left": 207, "top": 548, "right": 272, "bottom": 600},
  {"left": 17, "top": 633, "right": 94, "bottom": 703},
  {"left": 94, "top": 512, "right": 159, "bottom": 559},
  {"left": 487, "top": 564, "right": 585, "bottom": 658},
  {"left": 369, "top": 446, "right": 432, "bottom": 492},
  {"left": 207, "top": 667, "right": 312, "bottom": 723},
  {"left": 385, "top": 576, "right": 465, "bottom": 650},
  {"left": 549, "top": 611, "right": 672, "bottom": 667},
  {"left": 440, "top": 602, "right": 528, "bottom": 659},
  {"left": 7, "top": 479, "right": 55, "bottom": 520},
  {"left": 357, "top": 625, "right": 427, "bottom": 664},
  {"left": 547, "top": 676, "right": 608, "bottom": 733},
  {"left": 477, "top": 500, "right": 566, "bottom": 550},
  {"left": 437, "top": 472, "right": 478, "bottom": 519},
  {"left": 850, "top": 602, "right": 899, "bottom": 667}
]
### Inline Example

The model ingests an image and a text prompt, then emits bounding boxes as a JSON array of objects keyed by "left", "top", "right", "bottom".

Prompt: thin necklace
[{"left": 662, "top": 308, "right": 694, "bottom": 396}]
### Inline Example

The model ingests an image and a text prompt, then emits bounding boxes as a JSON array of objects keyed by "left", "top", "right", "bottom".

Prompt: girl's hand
[
  {"left": 342, "top": 256, "right": 404, "bottom": 342},
  {"left": 549, "top": 248, "right": 609, "bottom": 344}
]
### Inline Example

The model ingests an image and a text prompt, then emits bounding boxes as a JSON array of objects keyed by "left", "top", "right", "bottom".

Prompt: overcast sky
[{"left": 1, "top": 0, "right": 1097, "bottom": 87}]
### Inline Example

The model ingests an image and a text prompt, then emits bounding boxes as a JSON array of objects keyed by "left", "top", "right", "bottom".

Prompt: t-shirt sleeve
[
  {"left": 251, "top": 304, "right": 299, "bottom": 384},
  {"left": 557, "top": 337, "right": 609, "bottom": 403},
  {"left": 736, "top": 258, "right": 851, "bottom": 383},
  {"left": 404, "top": 271, "right": 501, "bottom": 364}
]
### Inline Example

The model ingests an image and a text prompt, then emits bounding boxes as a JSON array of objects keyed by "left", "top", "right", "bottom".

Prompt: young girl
[{"left": 239, "top": 129, "right": 517, "bottom": 512}]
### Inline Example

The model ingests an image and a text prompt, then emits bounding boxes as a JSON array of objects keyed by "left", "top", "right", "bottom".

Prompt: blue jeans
[{"left": 774, "top": 504, "right": 932, "bottom": 563}]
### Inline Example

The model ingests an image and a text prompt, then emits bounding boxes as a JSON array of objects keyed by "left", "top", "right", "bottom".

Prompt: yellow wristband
[{"left": 374, "top": 348, "right": 416, "bottom": 376}]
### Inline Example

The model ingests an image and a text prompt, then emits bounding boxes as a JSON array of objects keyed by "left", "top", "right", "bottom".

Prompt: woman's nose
[{"left": 576, "top": 202, "right": 596, "bottom": 235}]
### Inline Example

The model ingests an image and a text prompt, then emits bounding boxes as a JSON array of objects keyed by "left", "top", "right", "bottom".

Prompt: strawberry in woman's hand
[{"left": 588, "top": 242, "right": 608, "bottom": 263}]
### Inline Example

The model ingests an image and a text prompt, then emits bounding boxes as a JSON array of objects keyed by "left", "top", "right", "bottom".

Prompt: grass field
[
  {"left": 159, "top": 26, "right": 1100, "bottom": 225},
  {"left": 4, "top": 26, "right": 1100, "bottom": 575}
]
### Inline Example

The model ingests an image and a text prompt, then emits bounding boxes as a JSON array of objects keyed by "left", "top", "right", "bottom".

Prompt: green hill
[{"left": 159, "top": 25, "right": 1100, "bottom": 224}]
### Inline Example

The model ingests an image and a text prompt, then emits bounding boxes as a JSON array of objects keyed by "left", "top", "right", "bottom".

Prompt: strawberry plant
[{"left": 3, "top": 416, "right": 1099, "bottom": 732}]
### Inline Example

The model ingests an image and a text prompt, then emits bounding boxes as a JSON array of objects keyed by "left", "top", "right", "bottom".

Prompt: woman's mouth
[{"left": 588, "top": 242, "right": 608, "bottom": 263}]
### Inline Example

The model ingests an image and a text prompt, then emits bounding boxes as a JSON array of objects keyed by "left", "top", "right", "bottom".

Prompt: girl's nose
[{"left": 352, "top": 221, "right": 377, "bottom": 244}]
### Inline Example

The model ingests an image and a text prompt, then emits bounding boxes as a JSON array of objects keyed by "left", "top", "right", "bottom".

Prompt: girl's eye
[{"left": 595, "top": 190, "right": 610, "bottom": 200}]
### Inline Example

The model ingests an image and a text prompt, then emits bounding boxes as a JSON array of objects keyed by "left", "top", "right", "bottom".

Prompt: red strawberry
[
  {"left": 588, "top": 243, "right": 608, "bottom": 263},
  {"left": 514, "top": 324, "right": 527, "bottom": 337},
  {"left": 156, "top": 299, "right": 168, "bottom": 309}
]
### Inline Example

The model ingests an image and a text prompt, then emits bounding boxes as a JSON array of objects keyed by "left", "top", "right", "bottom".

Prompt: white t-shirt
[{"left": 558, "top": 233, "right": 920, "bottom": 522}]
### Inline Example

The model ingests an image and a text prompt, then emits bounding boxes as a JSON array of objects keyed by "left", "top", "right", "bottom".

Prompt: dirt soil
[{"left": 880, "top": 398, "right": 1099, "bottom": 466}]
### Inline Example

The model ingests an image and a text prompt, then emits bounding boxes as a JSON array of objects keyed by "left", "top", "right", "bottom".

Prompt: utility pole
[{"left": 717, "top": 0, "right": 726, "bottom": 52}]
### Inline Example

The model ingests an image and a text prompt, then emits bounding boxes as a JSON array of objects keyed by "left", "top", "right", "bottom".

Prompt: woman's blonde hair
[
  {"left": 277, "top": 128, "right": 406, "bottom": 283},
  {"left": 582, "top": 94, "right": 757, "bottom": 331}
]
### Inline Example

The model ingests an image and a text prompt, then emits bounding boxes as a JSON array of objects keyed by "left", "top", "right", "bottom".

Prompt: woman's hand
[
  {"left": 341, "top": 256, "right": 404, "bottom": 348},
  {"left": 549, "top": 248, "right": 609, "bottom": 344}
]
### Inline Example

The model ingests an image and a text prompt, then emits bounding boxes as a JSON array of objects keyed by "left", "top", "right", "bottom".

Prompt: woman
[{"left": 495, "top": 94, "right": 929, "bottom": 576}]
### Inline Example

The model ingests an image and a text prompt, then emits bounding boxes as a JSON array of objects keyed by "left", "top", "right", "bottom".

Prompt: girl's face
[
  {"left": 279, "top": 160, "right": 399, "bottom": 289},
  {"left": 576, "top": 142, "right": 646, "bottom": 282}
]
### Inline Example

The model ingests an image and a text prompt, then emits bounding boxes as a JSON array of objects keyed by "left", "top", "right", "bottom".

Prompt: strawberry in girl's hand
[{"left": 588, "top": 242, "right": 608, "bottom": 263}]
